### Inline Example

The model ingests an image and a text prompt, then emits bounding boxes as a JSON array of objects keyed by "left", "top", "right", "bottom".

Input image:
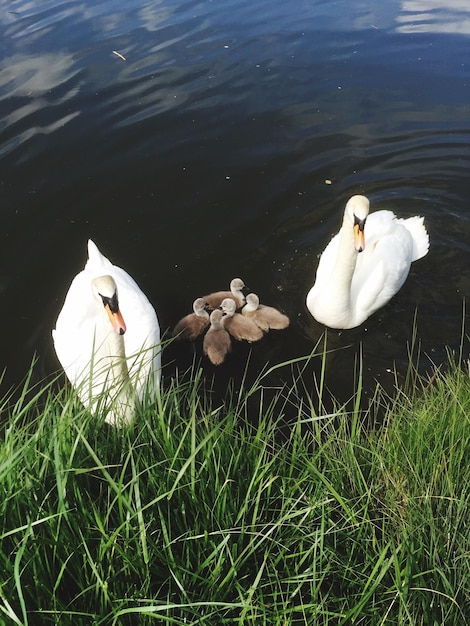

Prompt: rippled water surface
[{"left": 1, "top": 0, "right": 470, "bottom": 405}]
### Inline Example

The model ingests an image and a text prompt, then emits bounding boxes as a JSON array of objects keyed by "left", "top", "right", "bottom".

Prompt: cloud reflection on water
[
  {"left": 397, "top": 0, "right": 470, "bottom": 34},
  {"left": 0, "top": 52, "right": 81, "bottom": 156}
]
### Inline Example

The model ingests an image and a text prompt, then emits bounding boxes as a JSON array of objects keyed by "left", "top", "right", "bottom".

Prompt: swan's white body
[
  {"left": 306, "top": 195, "right": 429, "bottom": 329},
  {"left": 52, "top": 240, "right": 161, "bottom": 423}
]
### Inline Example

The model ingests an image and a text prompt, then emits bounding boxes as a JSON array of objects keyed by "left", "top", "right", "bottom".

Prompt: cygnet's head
[
  {"left": 209, "top": 308, "right": 225, "bottom": 327},
  {"left": 230, "top": 278, "right": 245, "bottom": 292},
  {"left": 193, "top": 297, "right": 207, "bottom": 315},
  {"left": 91, "top": 275, "right": 126, "bottom": 335},
  {"left": 245, "top": 293, "right": 260, "bottom": 309},
  {"left": 220, "top": 298, "right": 237, "bottom": 315}
]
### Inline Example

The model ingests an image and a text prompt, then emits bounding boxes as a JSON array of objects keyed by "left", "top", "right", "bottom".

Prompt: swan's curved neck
[
  {"left": 105, "top": 329, "right": 129, "bottom": 380},
  {"left": 329, "top": 216, "right": 359, "bottom": 314},
  {"left": 102, "top": 324, "right": 135, "bottom": 426}
]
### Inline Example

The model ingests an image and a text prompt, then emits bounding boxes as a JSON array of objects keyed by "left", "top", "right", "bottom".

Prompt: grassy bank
[{"left": 0, "top": 351, "right": 469, "bottom": 625}]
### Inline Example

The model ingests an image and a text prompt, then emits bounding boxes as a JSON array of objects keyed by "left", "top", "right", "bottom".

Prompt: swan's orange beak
[
  {"left": 104, "top": 304, "right": 127, "bottom": 335},
  {"left": 354, "top": 223, "right": 365, "bottom": 253}
]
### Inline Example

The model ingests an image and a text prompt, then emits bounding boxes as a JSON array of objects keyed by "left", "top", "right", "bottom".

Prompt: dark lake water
[{"left": 1, "top": 0, "right": 470, "bottom": 409}]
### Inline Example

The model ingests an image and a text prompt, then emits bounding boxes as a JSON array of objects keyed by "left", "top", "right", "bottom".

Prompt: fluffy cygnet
[
  {"left": 242, "top": 293, "right": 290, "bottom": 331},
  {"left": 203, "top": 309, "right": 232, "bottom": 365},
  {"left": 202, "top": 278, "right": 246, "bottom": 311},
  {"left": 173, "top": 298, "right": 210, "bottom": 340},
  {"left": 220, "top": 298, "right": 264, "bottom": 342}
]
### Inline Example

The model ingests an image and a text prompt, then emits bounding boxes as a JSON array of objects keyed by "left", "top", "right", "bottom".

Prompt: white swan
[
  {"left": 306, "top": 195, "right": 429, "bottom": 329},
  {"left": 52, "top": 240, "right": 161, "bottom": 424}
]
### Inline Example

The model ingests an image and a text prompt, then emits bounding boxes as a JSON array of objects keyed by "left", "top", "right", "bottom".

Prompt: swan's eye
[
  {"left": 100, "top": 292, "right": 120, "bottom": 313},
  {"left": 354, "top": 215, "right": 366, "bottom": 231}
]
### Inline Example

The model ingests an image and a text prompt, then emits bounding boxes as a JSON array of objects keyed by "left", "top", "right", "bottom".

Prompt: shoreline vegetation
[{"left": 0, "top": 340, "right": 469, "bottom": 625}]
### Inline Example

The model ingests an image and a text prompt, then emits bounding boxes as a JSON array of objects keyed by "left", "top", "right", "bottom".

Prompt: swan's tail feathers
[
  {"left": 86, "top": 239, "right": 113, "bottom": 270},
  {"left": 87, "top": 239, "right": 100, "bottom": 260},
  {"left": 402, "top": 216, "right": 430, "bottom": 262}
]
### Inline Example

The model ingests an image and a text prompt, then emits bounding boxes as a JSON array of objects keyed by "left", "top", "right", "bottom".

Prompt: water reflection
[
  {"left": 0, "top": 52, "right": 82, "bottom": 159},
  {"left": 397, "top": 1, "right": 470, "bottom": 34},
  {"left": 0, "top": 53, "right": 79, "bottom": 97}
]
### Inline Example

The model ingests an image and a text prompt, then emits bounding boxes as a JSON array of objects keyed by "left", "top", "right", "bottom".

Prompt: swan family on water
[{"left": 52, "top": 194, "right": 429, "bottom": 426}]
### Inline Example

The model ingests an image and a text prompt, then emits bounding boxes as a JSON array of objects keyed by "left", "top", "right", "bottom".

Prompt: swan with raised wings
[
  {"left": 306, "top": 195, "right": 429, "bottom": 329},
  {"left": 52, "top": 239, "right": 161, "bottom": 425}
]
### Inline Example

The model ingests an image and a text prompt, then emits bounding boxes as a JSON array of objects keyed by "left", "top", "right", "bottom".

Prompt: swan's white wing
[
  {"left": 52, "top": 265, "right": 115, "bottom": 403},
  {"left": 397, "top": 215, "right": 429, "bottom": 261},
  {"left": 109, "top": 265, "right": 161, "bottom": 398},
  {"left": 53, "top": 239, "right": 119, "bottom": 374},
  {"left": 306, "top": 230, "right": 345, "bottom": 326},
  {"left": 351, "top": 211, "right": 414, "bottom": 319},
  {"left": 308, "top": 231, "right": 341, "bottom": 295}
]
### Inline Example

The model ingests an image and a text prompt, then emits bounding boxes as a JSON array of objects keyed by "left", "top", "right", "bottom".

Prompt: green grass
[{"left": 0, "top": 348, "right": 468, "bottom": 625}]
